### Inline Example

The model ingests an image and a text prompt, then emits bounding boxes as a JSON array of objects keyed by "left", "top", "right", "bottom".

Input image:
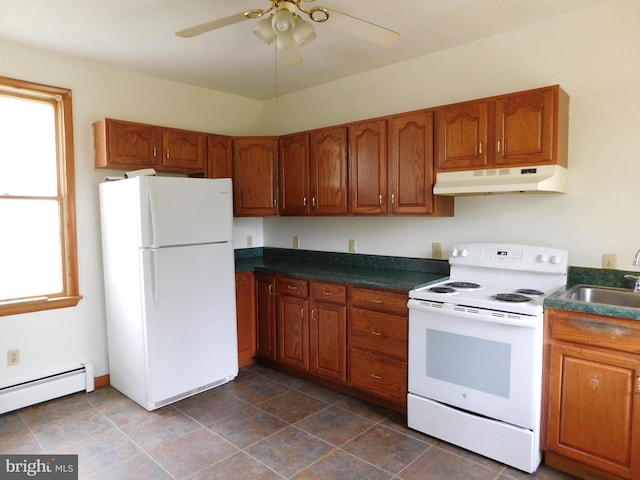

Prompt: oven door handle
[{"left": 407, "top": 299, "right": 538, "bottom": 328}]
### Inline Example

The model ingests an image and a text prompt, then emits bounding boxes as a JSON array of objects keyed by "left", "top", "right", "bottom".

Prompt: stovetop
[{"left": 409, "top": 243, "right": 569, "bottom": 316}]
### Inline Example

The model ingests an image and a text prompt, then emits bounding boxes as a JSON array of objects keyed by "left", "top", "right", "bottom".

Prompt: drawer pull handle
[
  {"left": 370, "top": 330, "right": 383, "bottom": 336},
  {"left": 370, "top": 299, "right": 383, "bottom": 304},
  {"left": 268, "top": 284, "right": 273, "bottom": 296},
  {"left": 322, "top": 291, "right": 334, "bottom": 296},
  {"left": 287, "top": 285, "right": 298, "bottom": 290},
  {"left": 637, "top": 376, "right": 640, "bottom": 394},
  {"left": 370, "top": 373, "right": 382, "bottom": 380}
]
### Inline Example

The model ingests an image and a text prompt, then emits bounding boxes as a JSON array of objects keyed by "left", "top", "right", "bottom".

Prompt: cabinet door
[
  {"left": 207, "top": 134, "right": 233, "bottom": 178},
  {"left": 277, "top": 295, "right": 309, "bottom": 370},
  {"left": 235, "top": 272, "right": 256, "bottom": 366},
  {"left": 279, "top": 133, "right": 310, "bottom": 216},
  {"left": 495, "top": 88, "right": 554, "bottom": 166},
  {"left": 310, "top": 126, "right": 348, "bottom": 215},
  {"left": 310, "top": 300, "right": 347, "bottom": 383},
  {"left": 349, "top": 119, "right": 387, "bottom": 214},
  {"left": 99, "top": 119, "right": 161, "bottom": 168},
  {"left": 233, "top": 137, "right": 279, "bottom": 216},
  {"left": 255, "top": 273, "right": 276, "bottom": 360},
  {"left": 388, "top": 111, "right": 435, "bottom": 214},
  {"left": 547, "top": 343, "right": 640, "bottom": 479},
  {"left": 162, "top": 128, "right": 206, "bottom": 171},
  {"left": 436, "top": 101, "right": 489, "bottom": 170}
]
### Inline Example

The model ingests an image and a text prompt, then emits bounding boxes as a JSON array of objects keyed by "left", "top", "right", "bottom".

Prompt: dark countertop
[
  {"left": 235, "top": 247, "right": 449, "bottom": 293},
  {"left": 544, "top": 266, "right": 640, "bottom": 321}
]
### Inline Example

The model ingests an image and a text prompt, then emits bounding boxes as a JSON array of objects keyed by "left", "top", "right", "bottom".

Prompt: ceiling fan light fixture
[
  {"left": 276, "top": 35, "right": 302, "bottom": 67},
  {"left": 272, "top": 9, "right": 295, "bottom": 36},
  {"left": 293, "top": 17, "right": 316, "bottom": 46},
  {"left": 253, "top": 17, "right": 276, "bottom": 44}
]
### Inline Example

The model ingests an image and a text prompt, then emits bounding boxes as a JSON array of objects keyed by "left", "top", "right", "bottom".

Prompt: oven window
[{"left": 426, "top": 329, "right": 511, "bottom": 398}]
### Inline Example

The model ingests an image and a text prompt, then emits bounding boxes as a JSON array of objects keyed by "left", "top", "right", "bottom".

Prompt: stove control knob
[
  {"left": 538, "top": 254, "right": 549, "bottom": 263},
  {"left": 452, "top": 248, "right": 460, "bottom": 257},
  {"left": 461, "top": 248, "right": 469, "bottom": 257},
  {"left": 551, "top": 255, "right": 563, "bottom": 265}
]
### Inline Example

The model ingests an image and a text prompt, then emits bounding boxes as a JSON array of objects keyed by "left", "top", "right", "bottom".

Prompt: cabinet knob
[
  {"left": 166, "top": 148, "right": 170, "bottom": 158},
  {"left": 379, "top": 194, "right": 383, "bottom": 205},
  {"left": 636, "top": 376, "right": 640, "bottom": 394}
]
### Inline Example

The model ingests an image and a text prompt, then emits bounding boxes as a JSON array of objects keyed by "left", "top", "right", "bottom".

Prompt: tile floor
[{"left": 0, "top": 363, "right": 580, "bottom": 479}]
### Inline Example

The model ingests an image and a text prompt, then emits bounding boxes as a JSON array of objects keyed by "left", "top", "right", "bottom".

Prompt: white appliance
[
  {"left": 99, "top": 176, "right": 238, "bottom": 411},
  {"left": 433, "top": 164, "right": 568, "bottom": 195},
  {"left": 407, "top": 243, "right": 568, "bottom": 473}
]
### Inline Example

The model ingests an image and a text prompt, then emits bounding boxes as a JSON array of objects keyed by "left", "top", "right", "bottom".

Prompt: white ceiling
[{"left": 0, "top": 0, "right": 604, "bottom": 100}]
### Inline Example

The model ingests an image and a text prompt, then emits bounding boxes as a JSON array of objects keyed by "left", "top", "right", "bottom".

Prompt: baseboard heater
[{"left": 0, "top": 362, "right": 94, "bottom": 414}]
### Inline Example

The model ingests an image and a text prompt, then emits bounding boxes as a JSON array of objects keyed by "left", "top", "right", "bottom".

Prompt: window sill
[{"left": 0, "top": 295, "right": 83, "bottom": 317}]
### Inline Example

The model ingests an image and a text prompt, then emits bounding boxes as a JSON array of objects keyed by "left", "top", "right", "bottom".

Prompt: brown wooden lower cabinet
[
  {"left": 235, "top": 272, "right": 256, "bottom": 367},
  {"left": 543, "top": 308, "right": 640, "bottom": 480},
  {"left": 254, "top": 273, "right": 408, "bottom": 412},
  {"left": 255, "top": 273, "right": 277, "bottom": 360}
]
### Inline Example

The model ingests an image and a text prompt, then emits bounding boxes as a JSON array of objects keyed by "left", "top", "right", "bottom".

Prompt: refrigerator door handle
[
  {"left": 146, "top": 186, "right": 158, "bottom": 248},
  {"left": 151, "top": 249, "right": 159, "bottom": 308}
]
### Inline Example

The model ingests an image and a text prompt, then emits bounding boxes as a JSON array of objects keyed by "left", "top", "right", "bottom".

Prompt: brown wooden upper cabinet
[
  {"left": 279, "top": 132, "right": 311, "bottom": 216},
  {"left": 279, "top": 127, "right": 349, "bottom": 216},
  {"left": 233, "top": 136, "right": 279, "bottom": 216},
  {"left": 388, "top": 111, "right": 453, "bottom": 216},
  {"left": 436, "top": 85, "right": 568, "bottom": 171},
  {"left": 93, "top": 118, "right": 206, "bottom": 173},
  {"left": 349, "top": 119, "right": 388, "bottom": 214},
  {"left": 207, "top": 134, "right": 233, "bottom": 178}
]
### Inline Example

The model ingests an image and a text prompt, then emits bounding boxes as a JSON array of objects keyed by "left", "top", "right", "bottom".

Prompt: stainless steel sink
[{"left": 561, "top": 284, "right": 640, "bottom": 309}]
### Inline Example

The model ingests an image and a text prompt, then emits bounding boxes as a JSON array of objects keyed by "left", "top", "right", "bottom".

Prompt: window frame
[{"left": 0, "top": 75, "right": 81, "bottom": 316}]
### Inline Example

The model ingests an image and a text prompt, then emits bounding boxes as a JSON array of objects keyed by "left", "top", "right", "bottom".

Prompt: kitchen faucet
[{"left": 624, "top": 249, "right": 640, "bottom": 292}]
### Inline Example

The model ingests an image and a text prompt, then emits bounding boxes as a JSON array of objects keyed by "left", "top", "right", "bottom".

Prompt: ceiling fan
[{"left": 175, "top": 0, "right": 399, "bottom": 67}]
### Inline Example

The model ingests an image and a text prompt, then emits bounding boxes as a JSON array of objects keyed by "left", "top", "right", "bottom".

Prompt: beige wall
[
  {"left": 1, "top": 0, "right": 639, "bottom": 388},
  {"left": 261, "top": 0, "right": 640, "bottom": 269}
]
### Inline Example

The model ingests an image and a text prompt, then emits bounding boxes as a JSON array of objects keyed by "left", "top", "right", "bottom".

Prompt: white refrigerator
[{"left": 99, "top": 176, "right": 238, "bottom": 411}]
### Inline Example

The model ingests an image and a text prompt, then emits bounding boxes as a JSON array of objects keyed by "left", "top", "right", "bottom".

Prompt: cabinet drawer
[
  {"left": 277, "top": 277, "right": 309, "bottom": 298},
  {"left": 350, "top": 349, "right": 407, "bottom": 404},
  {"left": 310, "top": 281, "right": 347, "bottom": 304},
  {"left": 548, "top": 310, "right": 640, "bottom": 355},
  {"left": 349, "top": 308, "right": 407, "bottom": 360},
  {"left": 350, "top": 287, "right": 408, "bottom": 315}
]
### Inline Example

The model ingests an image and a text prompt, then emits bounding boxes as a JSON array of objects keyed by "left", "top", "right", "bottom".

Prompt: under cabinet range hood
[{"left": 433, "top": 164, "right": 568, "bottom": 196}]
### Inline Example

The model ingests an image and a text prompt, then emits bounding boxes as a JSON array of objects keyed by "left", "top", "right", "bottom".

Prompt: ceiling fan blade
[
  {"left": 175, "top": 11, "right": 249, "bottom": 38},
  {"left": 325, "top": 8, "right": 399, "bottom": 47}
]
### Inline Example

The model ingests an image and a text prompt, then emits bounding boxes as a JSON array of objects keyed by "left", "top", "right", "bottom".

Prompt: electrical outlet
[
  {"left": 246, "top": 235, "right": 253, "bottom": 248},
  {"left": 432, "top": 242, "right": 442, "bottom": 259},
  {"left": 602, "top": 253, "right": 617, "bottom": 269},
  {"left": 349, "top": 239, "right": 357, "bottom": 253},
  {"left": 293, "top": 235, "right": 300, "bottom": 249},
  {"left": 7, "top": 349, "right": 19, "bottom": 366}
]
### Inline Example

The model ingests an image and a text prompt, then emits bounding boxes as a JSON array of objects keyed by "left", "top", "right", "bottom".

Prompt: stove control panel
[{"left": 449, "top": 243, "right": 568, "bottom": 274}]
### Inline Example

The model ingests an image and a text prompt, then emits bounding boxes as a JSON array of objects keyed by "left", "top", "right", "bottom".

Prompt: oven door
[{"left": 408, "top": 299, "right": 543, "bottom": 430}]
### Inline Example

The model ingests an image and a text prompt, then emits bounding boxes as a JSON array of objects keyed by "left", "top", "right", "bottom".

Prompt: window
[{"left": 0, "top": 75, "right": 80, "bottom": 316}]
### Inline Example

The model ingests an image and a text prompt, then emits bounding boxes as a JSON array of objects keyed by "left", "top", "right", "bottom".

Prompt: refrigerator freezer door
[
  {"left": 141, "top": 241, "right": 238, "bottom": 407},
  {"left": 139, "top": 176, "right": 233, "bottom": 248}
]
